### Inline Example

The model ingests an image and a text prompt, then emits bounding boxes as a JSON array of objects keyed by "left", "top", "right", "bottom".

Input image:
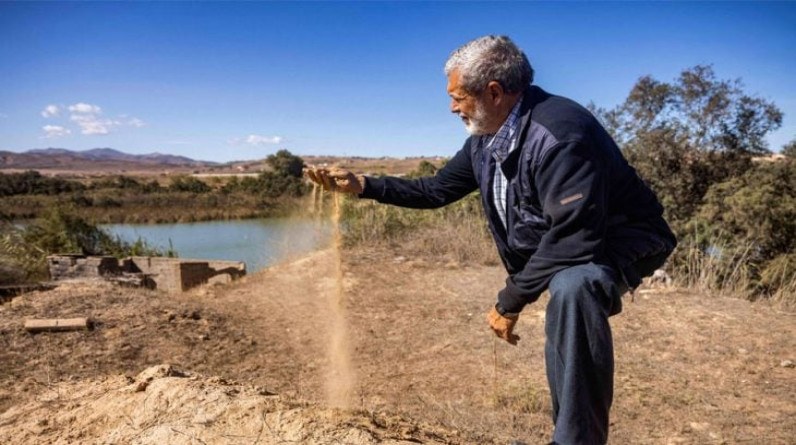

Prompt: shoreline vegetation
[{"left": 0, "top": 150, "right": 309, "bottom": 284}]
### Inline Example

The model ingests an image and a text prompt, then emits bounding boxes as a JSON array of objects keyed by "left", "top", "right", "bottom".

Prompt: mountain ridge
[{"left": 0, "top": 147, "right": 217, "bottom": 170}]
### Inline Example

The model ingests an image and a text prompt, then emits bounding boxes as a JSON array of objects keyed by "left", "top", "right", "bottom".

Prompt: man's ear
[{"left": 487, "top": 81, "right": 504, "bottom": 104}]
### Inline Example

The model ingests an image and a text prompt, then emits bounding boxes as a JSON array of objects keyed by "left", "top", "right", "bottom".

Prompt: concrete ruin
[{"left": 47, "top": 255, "right": 246, "bottom": 293}]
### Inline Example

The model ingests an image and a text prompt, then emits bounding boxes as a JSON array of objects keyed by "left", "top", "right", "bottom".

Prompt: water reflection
[{"left": 102, "top": 218, "right": 333, "bottom": 274}]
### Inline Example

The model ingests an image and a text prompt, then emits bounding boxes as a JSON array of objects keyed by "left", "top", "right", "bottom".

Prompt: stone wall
[
  {"left": 47, "top": 255, "right": 246, "bottom": 293},
  {"left": 47, "top": 255, "right": 121, "bottom": 280}
]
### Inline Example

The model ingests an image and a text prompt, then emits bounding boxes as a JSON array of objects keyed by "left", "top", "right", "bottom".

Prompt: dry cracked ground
[{"left": 1, "top": 247, "right": 794, "bottom": 444}]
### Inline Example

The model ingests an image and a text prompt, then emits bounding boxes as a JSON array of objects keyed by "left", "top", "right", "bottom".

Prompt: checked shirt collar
[
  {"left": 486, "top": 97, "right": 523, "bottom": 161},
  {"left": 486, "top": 97, "right": 523, "bottom": 229}
]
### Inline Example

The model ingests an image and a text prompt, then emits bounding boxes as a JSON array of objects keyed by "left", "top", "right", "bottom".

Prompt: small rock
[
  {"left": 738, "top": 348, "right": 748, "bottom": 355},
  {"left": 780, "top": 360, "right": 794, "bottom": 368},
  {"left": 133, "top": 364, "right": 186, "bottom": 392}
]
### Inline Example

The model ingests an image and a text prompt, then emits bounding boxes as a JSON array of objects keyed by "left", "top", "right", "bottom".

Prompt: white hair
[{"left": 444, "top": 35, "right": 534, "bottom": 94}]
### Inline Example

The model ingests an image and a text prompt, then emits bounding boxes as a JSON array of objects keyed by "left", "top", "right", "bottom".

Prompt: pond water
[{"left": 102, "top": 218, "right": 333, "bottom": 274}]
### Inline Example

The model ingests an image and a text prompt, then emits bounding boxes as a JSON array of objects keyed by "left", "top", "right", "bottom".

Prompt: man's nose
[{"left": 450, "top": 99, "right": 459, "bottom": 113}]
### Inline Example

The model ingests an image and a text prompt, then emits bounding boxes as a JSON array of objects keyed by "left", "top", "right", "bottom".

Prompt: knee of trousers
[{"left": 547, "top": 263, "right": 616, "bottom": 310}]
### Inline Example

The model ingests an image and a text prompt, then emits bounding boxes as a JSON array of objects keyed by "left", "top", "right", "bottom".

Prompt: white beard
[{"left": 462, "top": 99, "right": 491, "bottom": 135}]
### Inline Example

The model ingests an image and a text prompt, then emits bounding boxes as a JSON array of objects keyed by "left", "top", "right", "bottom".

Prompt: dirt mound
[
  {"left": 0, "top": 364, "right": 459, "bottom": 444},
  {"left": 0, "top": 280, "right": 264, "bottom": 414}
]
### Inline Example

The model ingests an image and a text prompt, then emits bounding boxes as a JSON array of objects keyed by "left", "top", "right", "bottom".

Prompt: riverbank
[
  {"left": 1, "top": 191, "right": 304, "bottom": 224},
  {"left": 1, "top": 245, "right": 793, "bottom": 443}
]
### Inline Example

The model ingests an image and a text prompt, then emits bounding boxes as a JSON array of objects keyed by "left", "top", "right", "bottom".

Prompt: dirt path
[{"left": 1, "top": 247, "right": 794, "bottom": 443}]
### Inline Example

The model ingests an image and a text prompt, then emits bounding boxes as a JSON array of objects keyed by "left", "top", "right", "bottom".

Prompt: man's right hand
[
  {"left": 487, "top": 306, "right": 520, "bottom": 345},
  {"left": 304, "top": 167, "right": 365, "bottom": 195}
]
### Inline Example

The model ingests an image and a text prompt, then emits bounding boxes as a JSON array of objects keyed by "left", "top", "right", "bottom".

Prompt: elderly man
[{"left": 307, "top": 35, "right": 676, "bottom": 444}]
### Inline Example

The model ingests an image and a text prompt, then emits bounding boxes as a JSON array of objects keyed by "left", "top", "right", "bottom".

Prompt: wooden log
[{"left": 24, "top": 318, "right": 89, "bottom": 333}]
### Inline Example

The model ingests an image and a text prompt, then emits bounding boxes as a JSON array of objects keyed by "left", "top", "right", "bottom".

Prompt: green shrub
[
  {"left": 168, "top": 176, "right": 212, "bottom": 193},
  {"left": 0, "top": 171, "right": 85, "bottom": 196},
  {"left": 696, "top": 161, "right": 795, "bottom": 260},
  {"left": 406, "top": 160, "right": 438, "bottom": 179},
  {"left": 0, "top": 208, "right": 172, "bottom": 284}
]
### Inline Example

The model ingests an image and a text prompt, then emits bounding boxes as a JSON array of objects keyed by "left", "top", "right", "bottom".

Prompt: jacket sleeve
[
  {"left": 497, "top": 141, "right": 608, "bottom": 313},
  {"left": 359, "top": 139, "right": 479, "bottom": 208}
]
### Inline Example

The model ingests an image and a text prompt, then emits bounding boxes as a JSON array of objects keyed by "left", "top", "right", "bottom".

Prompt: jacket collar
[{"left": 499, "top": 85, "right": 548, "bottom": 171}]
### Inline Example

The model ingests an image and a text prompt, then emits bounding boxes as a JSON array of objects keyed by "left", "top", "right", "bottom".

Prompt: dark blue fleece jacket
[{"left": 360, "top": 86, "right": 676, "bottom": 314}]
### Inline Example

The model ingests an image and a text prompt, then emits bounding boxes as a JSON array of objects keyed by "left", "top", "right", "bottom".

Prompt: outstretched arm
[{"left": 306, "top": 138, "right": 479, "bottom": 209}]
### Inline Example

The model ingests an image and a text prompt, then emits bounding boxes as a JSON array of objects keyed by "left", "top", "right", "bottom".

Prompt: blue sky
[{"left": 1, "top": 2, "right": 794, "bottom": 163}]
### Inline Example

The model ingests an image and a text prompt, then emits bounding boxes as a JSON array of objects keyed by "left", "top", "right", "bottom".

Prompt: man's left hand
[{"left": 487, "top": 307, "right": 520, "bottom": 345}]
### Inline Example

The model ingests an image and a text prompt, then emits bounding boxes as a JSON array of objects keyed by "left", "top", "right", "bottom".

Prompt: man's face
[{"left": 447, "top": 69, "right": 497, "bottom": 135}]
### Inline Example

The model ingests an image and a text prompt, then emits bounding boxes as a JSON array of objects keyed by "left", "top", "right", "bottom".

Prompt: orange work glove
[
  {"left": 303, "top": 166, "right": 364, "bottom": 195},
  {"left": 487, "top": 306, "right": 520, "bottom": 345}
]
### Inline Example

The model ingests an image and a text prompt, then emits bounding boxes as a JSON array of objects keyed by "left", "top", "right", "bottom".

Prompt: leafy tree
[
  {"left": 256, "top": 150, "right": 307, "bottom": 197},
  {"left": 599, "top": 65, "right": 782, "bottom": 156},
  {"left": 695, "top": 161, "right": 795, "bottom": 261},
  {"left": 266, "top": 149, "right": 304, "bottom": 178},
  {"left": 594, "top": 65, "right": 783, "bottom": 232},
  {"left": 782, "top": 138, "right": 796, "bottom": 159}
]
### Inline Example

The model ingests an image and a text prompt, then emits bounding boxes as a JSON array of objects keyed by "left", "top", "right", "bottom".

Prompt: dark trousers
[{"left": 545, "top": 263, "right": 626, "bottom": 445}]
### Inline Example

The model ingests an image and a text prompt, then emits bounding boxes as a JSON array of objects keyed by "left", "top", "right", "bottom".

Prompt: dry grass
[
  {"left": 671, "top": 237, "right": 796, "bottom": 307},
  {"left": 340, "top": 194, "right": 500, "bottom": 267},
  {"left": 675, "top": 240, "right": 756, "bottom": 297}
]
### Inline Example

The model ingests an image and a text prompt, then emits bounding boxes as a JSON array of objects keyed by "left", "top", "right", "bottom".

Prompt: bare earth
[{"left": 1, "top": 247, "right": 794, "bottom": 444}]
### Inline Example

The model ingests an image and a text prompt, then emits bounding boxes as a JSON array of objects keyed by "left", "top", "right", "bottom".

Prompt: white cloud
[
  {"left": 127, "top": 117, "right": 146, "bottom": 128},
  {"left": 68, "top": 102, "right": 102, "bottom": 114},
  {"left": 42, "top": 125, "right": 71, "bottom": 138},
  {"left": 247, "top": 134, "right": 282, "bottom": 145},
  {"left": 38, "top": 101, "right": 145, "bottom": 136},
  {"left": 231, "top": 134, "right": 283, "bottom": 146},
  {"left": 63, "top": 102, "right": 145, "bottom": 135},
  {"left": 41, "top": 105, "right": 61, "bottom": 118},
  {"left": 70, "top": 114, "right": 112, "bottom": 135},
  {"left": 67, "top": 102, "right": 108, "bottom": 135}
]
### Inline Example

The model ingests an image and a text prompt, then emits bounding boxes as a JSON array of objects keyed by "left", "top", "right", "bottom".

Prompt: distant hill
[{"left": 0, "top": 148, "right": 217, "bottom": 172}]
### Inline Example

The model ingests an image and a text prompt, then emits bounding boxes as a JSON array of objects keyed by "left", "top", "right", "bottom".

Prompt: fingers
[
  {"left": 487, "top": 307, "right": 520, "bottom": 345},
  {"left": 303, "top": 167, "right": 322, "bottom": 185},
  {"left": 304, "top": 167, "right": 357, "bottom": 192},
  {"left": 508, "top": 333, "right": 520, "bottom": 346},
  {"left": 320, "top": 171, "right": 335, "bottom": 191},
  {"left": 326, "top": 168, "right": 352, "bottom": 179},
  {"left": 304, "top": 167, "right": 335, "bottom": 191}
]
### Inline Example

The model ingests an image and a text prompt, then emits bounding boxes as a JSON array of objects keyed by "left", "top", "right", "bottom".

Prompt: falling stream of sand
[{"left": 311, "top": 183, "right": 355, "bottom": 408}]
